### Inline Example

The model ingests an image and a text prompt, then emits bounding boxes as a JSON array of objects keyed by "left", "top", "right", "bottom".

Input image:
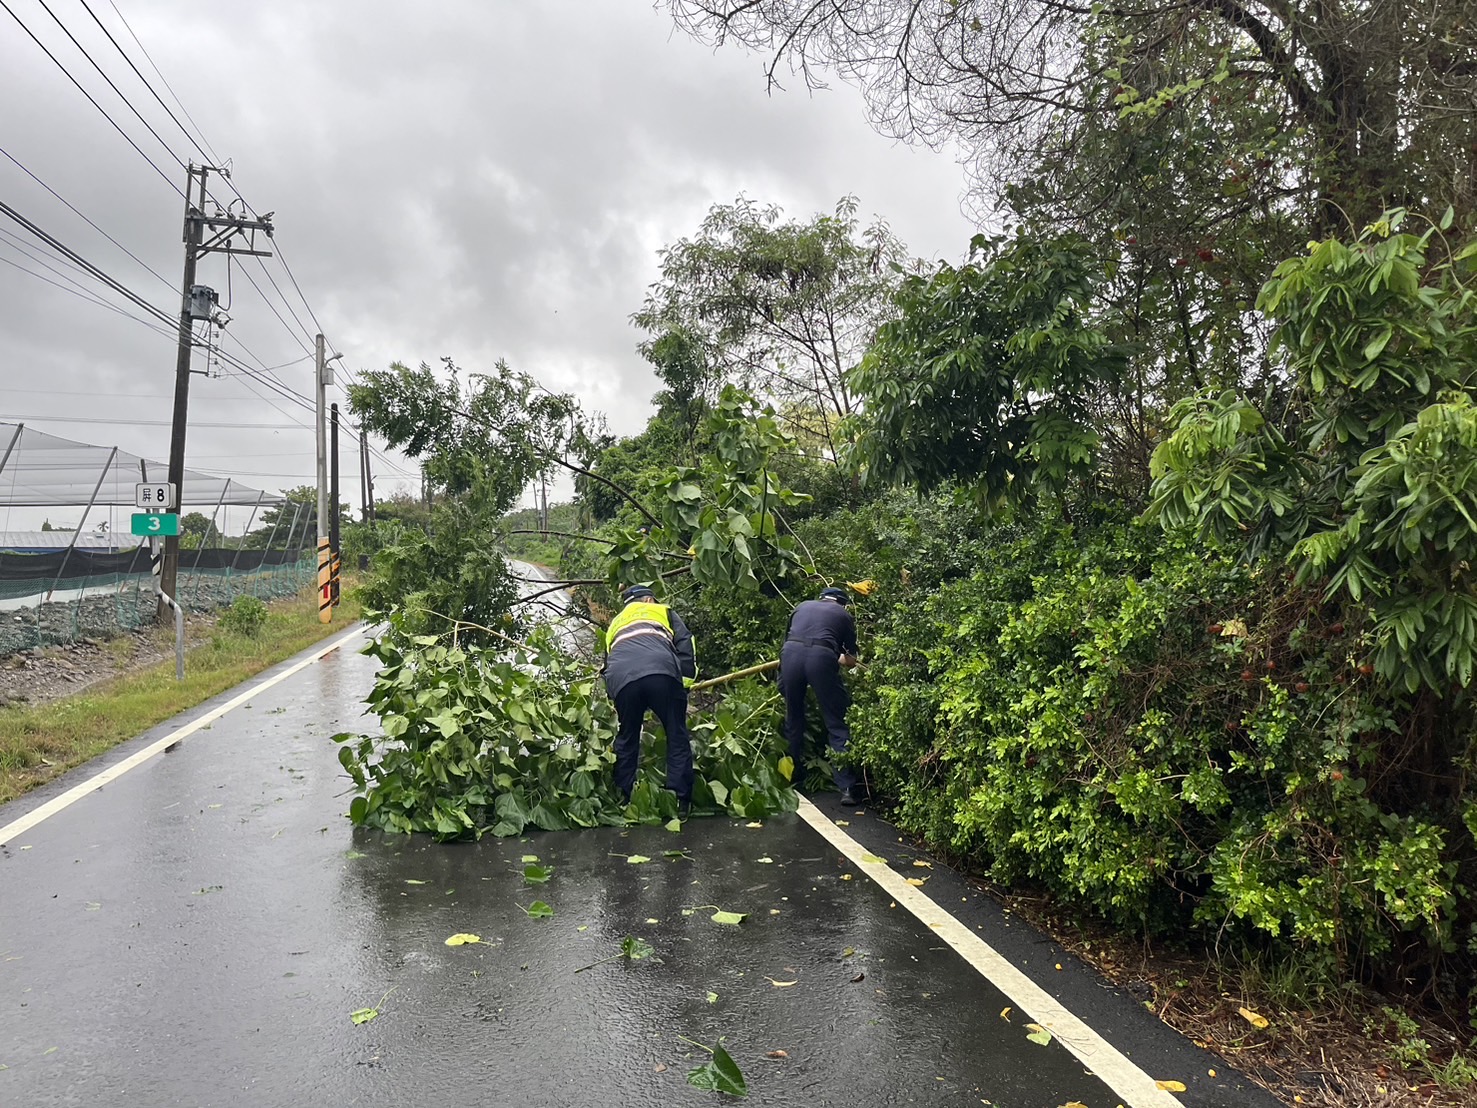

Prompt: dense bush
[
  {"left": 218, "top": 595, "right": 268, "bottom": 638},
  {"left": 850, "top": 515, "right": 1474, "bottom": 1004}
]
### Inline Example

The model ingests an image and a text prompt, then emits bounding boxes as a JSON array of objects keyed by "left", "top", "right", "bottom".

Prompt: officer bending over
[
  {"left": 780, "top": 586, "right": 864, "bottom": 805},
  {"left": 603, "top": 584, "right": 696, "bottom": 814}
]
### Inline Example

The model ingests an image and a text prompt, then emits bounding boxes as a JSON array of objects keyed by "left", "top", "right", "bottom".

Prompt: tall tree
[
  {"left": 670, "top": 1, "right": 1477, "bottom": 229},
  {"left": 633, "top": 196, "right": 908, "bottom": 457}
]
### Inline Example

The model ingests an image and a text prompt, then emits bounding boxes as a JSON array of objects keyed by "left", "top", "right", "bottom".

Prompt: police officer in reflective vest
[
  {"left": 603, "top": 584, "right": 697, "bottom": 811},
  {"left": 781, "top": 586, "right": 864, "bottom": 805}
]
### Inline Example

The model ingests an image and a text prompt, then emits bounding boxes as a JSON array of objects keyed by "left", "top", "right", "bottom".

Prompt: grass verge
[{"left": 0, "top": 586, "right": 363, "bottom": 807}]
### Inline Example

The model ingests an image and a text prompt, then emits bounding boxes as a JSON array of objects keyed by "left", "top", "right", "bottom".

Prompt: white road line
[
  {"left": 795, "top": 795, "right": 1186, "bottom": 1108},
  {"left": 0, "top": 624, "right": 367, "bottom": 846}
]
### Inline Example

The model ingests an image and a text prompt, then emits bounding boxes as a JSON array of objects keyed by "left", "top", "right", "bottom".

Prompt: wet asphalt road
[{"left": 0, "top": 630, "right": 1279, "bottom": 1108}]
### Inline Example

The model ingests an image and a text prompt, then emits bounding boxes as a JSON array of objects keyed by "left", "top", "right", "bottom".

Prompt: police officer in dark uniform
[
  {"left": 603, "top": 584, "right": 697, "bottom": 813},
  {"left": 780, "top": 586, "right": 865, "bottom": 805}
]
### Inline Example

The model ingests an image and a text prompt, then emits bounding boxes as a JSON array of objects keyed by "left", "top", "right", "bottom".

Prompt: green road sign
[{"left": 131, "top": 512, "right": 180, "bottom": 537}]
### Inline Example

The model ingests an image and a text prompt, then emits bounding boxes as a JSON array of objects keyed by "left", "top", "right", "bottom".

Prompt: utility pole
[
  {"left": 330, "top": 402, "right": 341, "bottom": 608},
  {"left": 160, "top": 164, "right": 273, "bottom": 617},
  {"left": 315, "top": 334, "right": 339, "bottom": 623}
]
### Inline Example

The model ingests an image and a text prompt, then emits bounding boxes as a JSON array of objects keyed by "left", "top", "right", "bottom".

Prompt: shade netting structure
[
  {"left": 0, "top": 421, "right": 278, "bottom": 508},
  {"left": 0, "top": 423, "right": 312, "bottom": 656}
]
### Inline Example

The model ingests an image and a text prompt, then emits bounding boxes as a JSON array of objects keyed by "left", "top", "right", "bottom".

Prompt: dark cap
[
  {"left": 818, "top": 586, "right": 849, "bottom": 605},
  {"left": 621, "top": 585, "right": 656, "bottom": 603}
]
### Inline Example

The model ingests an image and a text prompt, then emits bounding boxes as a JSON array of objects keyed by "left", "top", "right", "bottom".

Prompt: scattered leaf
[
  {"left": 840, "top": 874, "right": 853, "bottom": 881},
  {"left": 912, "top": 860, "right": 932, "bottom": 868},
  {"left": 207, "top": 803, "right": 222, "bottom": 810},
  {"left": 42, "top": 1047, "right": 57, "bottom": 1055},
  {"left": 344, "top": 850, "right": 365, "bottom": 860},
  {"left": 850, "top": 972, "right": 865, "bottom": 983},
  {"left": 777, "top": 755, "right": 794, "bottom": 781},
  {"left": 860, "top": 853, "right": 887, "bottom": 864},
  {"left": 349, "top": 1008, "right": 378, "bottom": 1025},
  {"left": 712, "top": 910, "right": 747, "bottom": 925},
  {"left": 706, "top": 991, "right": 718, "bottom": 1004},
  {"left": 524, "top": 864, "right": 552, "bottom": 883},
  {"left": 765, "top": 978, "right": 798, "bottom": 987},
  {"left": 404, "top": 879, "right": 427, "bottom": 886},
  {"left": 525, "top": 901, "right": 554, "bottom": 918},
  {"left": 686, "top": 1046, "right": 748, "bottom": 1096},
  {"left": 681, "top": 908, "right": 696, "bottom": 916},
  {"left": 627, "top": 855, "right": 651, "bottom": 865},
  {"left": 745, "top": 821, "right": 763, "bottom": 828},
  {"left": 521, "top": 854, "right": 539, "bottom": 863},
  {"left": 645, "top": 917, "right": 660, "bottom": 924},
  {"left": 834, "top": 820, "right": 849, "bottom": 827},
  {"left": 1000, "top": 1007, "right": 1012, "bottom": 1021},
  {"left": 577, "top": 925, "right": 588, "bottom": 932},
  {"left": 444, "top": 932, "right": 482, "bottom": 946},
  {"left": 1238, "top": 1006, "right": 1270, "bottom": 1029},
  {"left": 192, "top": 885, "right": 222, "bottom": 896},
  {"left": 766, "top": 1049, "right": 789, "bottom": 1059},
  {"left": 1060, "top": 1102, "right": 1089, "bottom": 1108},
  {"left": 906, "top": 877, "right": 927, "bottom": 886},
  {"left": 842, "top": 947, "right": 856, "bottom": 957},
  {"left": 654, "top": 1063, "right": 668, "bottom": 1073},
  {"left": 1156, "top": 1080, "right": 1188, "bottom": 1092},
  {"left": 1025, "top": 1023, "right": 1053, "bottom": 1046},
  {"left": 756, "top": 856, "right": 774, "bottom": 864},
  {"left": 621, "top": 936, "right": 656, "bottom": 961},
  {"left": 665, "top": 818, "right": 682, "bottom": 832}
]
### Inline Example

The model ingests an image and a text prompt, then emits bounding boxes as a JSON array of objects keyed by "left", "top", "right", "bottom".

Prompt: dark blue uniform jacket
[{"left": 784, "top": 600, "right": 858, "bottom": 656}]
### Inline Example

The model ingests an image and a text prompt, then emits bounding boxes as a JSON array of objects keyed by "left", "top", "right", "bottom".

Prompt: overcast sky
[{"left": 1, "top": 0, "right": 977, "bottom": 534}]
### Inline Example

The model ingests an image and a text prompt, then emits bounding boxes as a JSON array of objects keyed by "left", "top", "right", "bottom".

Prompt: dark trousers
[
  {"left": 779, "top": 644, "right": 858, "bottom": 791},
  {"left": 612, "top": 673, "right": 694, "bottom": 802}
]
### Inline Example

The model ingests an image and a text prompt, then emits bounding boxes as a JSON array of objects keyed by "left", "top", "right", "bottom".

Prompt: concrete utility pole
[
  {"left": 314, "top": 334, "right": 341, "bottom": 623},
  {"left": 330, "top": 402, "right": 341, "bottom": 608},
  {"left": 160, "top": 164, "right": 273, "bottom": 618}
]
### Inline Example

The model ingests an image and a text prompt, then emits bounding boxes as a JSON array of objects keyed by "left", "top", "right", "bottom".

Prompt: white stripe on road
[
  {"left": 794, "top": 795, "right": 1186, "bottom": 1108},
  {"left": 0, "top": 624, "right": 368, "bottom": 846}
]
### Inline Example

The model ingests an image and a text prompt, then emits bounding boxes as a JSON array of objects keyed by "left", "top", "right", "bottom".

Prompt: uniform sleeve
[
  {"left": 840, "top": 610, "right": 859, "bottom": 657},
  {"left": 671, "top": 611, "right": 697, "bottom": 680}
]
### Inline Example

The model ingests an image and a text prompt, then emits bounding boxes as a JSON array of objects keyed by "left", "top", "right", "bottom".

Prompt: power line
[
  {"left": 31, "top": 0, "right": 189, "bottom": 173},
  {"left": 0, "top": 0, "right": 184, "bottom": 198},
  {"left": 0, "top": 144, "right": 175, "bottom": 293},
  {"left": 5, "top": 414, "right": 315, "bottom": 428},
  {"left": 76, "top": 0, "right": 212, "bottom": 167},
  {"left": 0, "top": 197, "right": 177, "bottom": 328},
  {"left": 0, "top": 237, "right": 175, "bottom": 335},
  {"left": 105, "top": 0, "right": 222, "bottom": 165}
]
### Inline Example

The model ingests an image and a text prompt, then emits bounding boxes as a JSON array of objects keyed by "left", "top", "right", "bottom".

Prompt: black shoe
[
  {"left": 839, "top": 788, "right": 866, "bottom": 807},
  {"left": 677, "top": 798, "right": 691, "bottom": 819}
]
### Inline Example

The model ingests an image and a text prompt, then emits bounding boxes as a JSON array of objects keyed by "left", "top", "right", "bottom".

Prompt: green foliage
[
  {"left": 633, "top": 195, "right": 906, "bottom": 452},
  {"left": 1151, "top": 214, "right": 1477, "bottom": 691},
  {"left": 333, "top": 625, "right": 797, "bottom": 841},
  {"left": 601, "top": 386, "right": 813, "bottom": 596},
  {"left": 850, "top": 232, "right": 1124, "bottom": 510},
  {"left": 850, "top": 515, "right": 1473, "bottom": 993},
  {"left": 217, "top": 595, "right": 268, "bottom": 638}
]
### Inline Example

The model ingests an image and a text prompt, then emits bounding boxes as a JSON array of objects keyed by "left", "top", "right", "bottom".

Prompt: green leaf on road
[
  {"left": 1025, "top": 1023, "right": 1053, "bottom": 1046},
  {"left": 525, "top": 901, "right": 554, "bottom": 918},
  {"left": 711, "top": 910, "right": 747, "bottom": 925},
  {"left": 627, "top": 854, "right": 652, "bottom": 864},
  {"left": 687, "top": 1046, "right": 748, "bottom": 1096},
  {"left": 444, "top": 932, "right": 482, "bottom": 946},
  {"left": 524, "top": 864, "right": 553, "bottom": 883}
]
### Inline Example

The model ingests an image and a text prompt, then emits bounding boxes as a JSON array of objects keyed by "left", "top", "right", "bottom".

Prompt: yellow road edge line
[
  {"left": 0, "top": 623, "right": 368, "bottom": 846},
  {"left": 794, "top": 794, "right": 1186, "bottom": 1108}
]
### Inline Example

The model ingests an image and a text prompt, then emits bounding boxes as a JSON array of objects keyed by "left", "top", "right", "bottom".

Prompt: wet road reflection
[{"left": 0, "top": 634, "right": 1122, "bottom": 1107}]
